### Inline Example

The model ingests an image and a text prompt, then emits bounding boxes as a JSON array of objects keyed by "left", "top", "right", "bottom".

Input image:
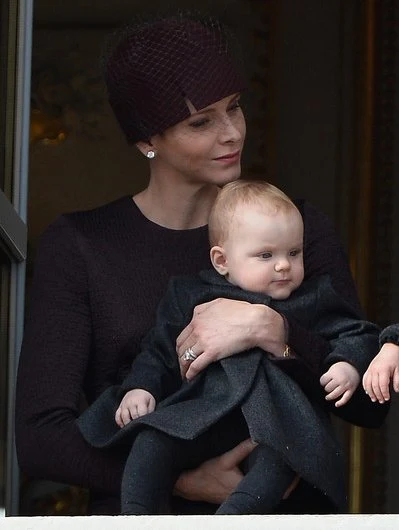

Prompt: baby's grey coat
[
  {"left": 78, "top": 271, "right": 380, "bottom": 512},
  {"left": 380, "top": 324, "right": 399, "bottom": 346}
]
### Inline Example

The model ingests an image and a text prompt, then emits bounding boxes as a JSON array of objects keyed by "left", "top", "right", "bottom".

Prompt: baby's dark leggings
[{"left": 121, "top": 411, "right": 295, "bottom": 515}]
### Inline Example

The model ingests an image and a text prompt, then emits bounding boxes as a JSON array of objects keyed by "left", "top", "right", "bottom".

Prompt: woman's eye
[
  {"left": 228, "top": 100, "right": 241, "bottom": 112},
  {"left": 189, "top": 118, "right": 210, "bottom": 129}
]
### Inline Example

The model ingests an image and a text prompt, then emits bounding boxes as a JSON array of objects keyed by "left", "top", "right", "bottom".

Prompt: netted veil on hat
[{"left": 103, "top": 12, "right": 248, "bottom": 143}]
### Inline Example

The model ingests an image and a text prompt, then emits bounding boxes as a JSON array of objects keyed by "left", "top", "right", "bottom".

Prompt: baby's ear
[{"left": 210, "top": 246, "right": 228, "bottom": 276}]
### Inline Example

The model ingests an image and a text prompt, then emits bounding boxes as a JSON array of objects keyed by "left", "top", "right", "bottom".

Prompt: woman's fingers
[
  {"left": 219, "top": 438, "right": 257, "bottom": 470},
  {"left": 185, "top": 352, "right": 211, "bottom": 381},
  {"left": 179, "top": 344, "right": 202, "bottom": 378},
  {"left": 176, "top": 323, "right": 194, "bottom": 353}
]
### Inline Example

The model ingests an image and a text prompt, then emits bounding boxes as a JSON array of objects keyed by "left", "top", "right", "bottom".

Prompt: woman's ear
[
  {"left": 136, "top": 140, "right": 154, "bottom": 158},
  {"left": 210, "top": 246, "right": 228, "bottom": 276}
]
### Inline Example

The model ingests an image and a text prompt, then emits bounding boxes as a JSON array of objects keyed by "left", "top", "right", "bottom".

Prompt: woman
[{"left": 15, "top": 11, "right": 388, "bottom": 515}]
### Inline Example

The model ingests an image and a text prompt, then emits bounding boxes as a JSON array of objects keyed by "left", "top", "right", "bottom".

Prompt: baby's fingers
[
  {"left": 334, "top": 389, "right": 353, "bottom": 408},
  {"left": 122, "top": 405, "right": 136, "bottom": 424},
  {"left": 115, "top": 405, "right": 134, "bottom": 427},
  {"left": 136, "top": 397, "right": 156, "bottom": 418},
  {"left": 393, "top": 368, "right": 399, "bottom": 393},
  {"left": 363, "top": 372, "right": 376, "bottom": 402},
  {"left": 324, "top": 386, "right": 343, "bottom": 402},
  {"left": 364, "top": 373, "right": 382, "bottom": 403},
  {"left": 319, "top": 372, "right": 332, "bottom": 388},
  {"left": 371, "top": 373, "right": 390, "bottom": 403},
  {"left": 115, "top": 407, "right": 124, "bottom": 428},
  {"left": 375, "top": 372, "right": 391, "bottom": 403},
  {"left": 148, "top": 396, "right": 156, "bottom": 413},
  {"left": 363, "top": 371, "right": 389, "bottom": 403},
  {"left": 136, "top": 401, "right": 148, "bottom": 417}
]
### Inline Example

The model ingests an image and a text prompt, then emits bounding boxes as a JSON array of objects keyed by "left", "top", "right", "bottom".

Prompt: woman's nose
[{"left": 220, "top": 116, "right": 243, "bottom": 143}]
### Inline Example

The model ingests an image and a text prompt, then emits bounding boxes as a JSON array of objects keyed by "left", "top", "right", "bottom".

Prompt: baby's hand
[
  {"left": 115, "top": 388, "right": 156, "bottom": 428},
  {"left": 362, "top": 342, "right": 399, "bottom": 403},
  {"left": 319, "top": 361, "right": 360, "bottom": 407}
]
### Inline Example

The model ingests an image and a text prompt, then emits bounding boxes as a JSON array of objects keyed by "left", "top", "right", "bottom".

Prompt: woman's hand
[
  {"left": 173, "top": 438, "right": 300, "bottom": 505},
  {"left": 363, "top": 342, "right": 399, "bottom": 403},
  {"left": 176, "top": 298, "right": 286, "bottom": 380},
  {"left": 173, "top": 438, "right": 256, "bottom": 504}
]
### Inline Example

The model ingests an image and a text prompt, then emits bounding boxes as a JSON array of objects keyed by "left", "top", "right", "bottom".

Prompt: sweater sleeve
[
  {"left": 286, "top": 200, "right": 363, "bottom": 374},
  {"left": 119, "top": 278, "right": 185, "bottom": 402},
  {"left": 284, "top": 203, "right": 389, "bottom": 428},
  {"left": 15, "top": 216, "right": 124, "bottom": 496},
  {"left": 311, "top": 276, "right": 380, "bottom": 376}
]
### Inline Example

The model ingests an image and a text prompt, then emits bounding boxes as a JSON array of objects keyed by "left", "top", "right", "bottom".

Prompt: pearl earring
[{"left": 146, "top": 150, "right": 155, "bottom": 159}]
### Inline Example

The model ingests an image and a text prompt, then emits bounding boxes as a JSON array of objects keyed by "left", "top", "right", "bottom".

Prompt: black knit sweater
[{"left": 15, "top": 195, "right": 387, "bottom": 507}]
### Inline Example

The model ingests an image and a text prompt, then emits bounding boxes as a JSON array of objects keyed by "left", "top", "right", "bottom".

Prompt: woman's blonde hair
[{"left": 208, "top": 179, "right": 299, "bottom": 246}]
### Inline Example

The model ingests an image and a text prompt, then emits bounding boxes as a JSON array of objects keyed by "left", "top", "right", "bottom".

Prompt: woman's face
[{"left": 149, "top": 93, "right": 246, "bottom": 187}]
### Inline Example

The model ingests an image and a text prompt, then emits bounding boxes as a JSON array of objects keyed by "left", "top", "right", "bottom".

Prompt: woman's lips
[{"left": 214, "top": 150, "right": 241, "bottom": 164}]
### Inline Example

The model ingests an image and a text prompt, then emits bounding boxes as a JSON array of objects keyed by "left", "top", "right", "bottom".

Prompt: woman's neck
[{"left": 133, "top": 181, "right": 219, "bottom": 230}]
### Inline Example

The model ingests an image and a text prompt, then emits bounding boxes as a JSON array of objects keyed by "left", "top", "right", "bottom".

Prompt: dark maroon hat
[{"left": 104, "top": 14, "right": 248, "bottom": 143}]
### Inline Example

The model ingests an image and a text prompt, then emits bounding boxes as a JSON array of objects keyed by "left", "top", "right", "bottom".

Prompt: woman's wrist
[
  {"left": 173, "top": 464, "right": 233, "bottom": 505},
  {"left": 252, "top": 304, "right": 286, "bottom": 356}
]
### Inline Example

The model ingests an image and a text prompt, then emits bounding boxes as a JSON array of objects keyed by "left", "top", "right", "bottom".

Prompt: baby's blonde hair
[{"left": 208, "top": 179, "right": 299, "bottom": 246}]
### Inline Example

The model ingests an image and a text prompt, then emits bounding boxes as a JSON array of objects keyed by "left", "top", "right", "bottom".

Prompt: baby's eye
[
  {"left": 260, "top": 252, "right": 272, "bottom": 259},
  {"left": 289, "top": 249, "right": 302, "bottom": 257}
]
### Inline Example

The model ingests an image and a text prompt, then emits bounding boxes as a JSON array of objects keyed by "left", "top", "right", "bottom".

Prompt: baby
[{"left": 78, "top": 180, "right": 379, "bottom": 515}]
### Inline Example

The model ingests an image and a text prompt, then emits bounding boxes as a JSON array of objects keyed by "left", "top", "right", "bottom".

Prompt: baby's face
[{"left": 221, "top": 205, "right": 304, "bottom": 299}]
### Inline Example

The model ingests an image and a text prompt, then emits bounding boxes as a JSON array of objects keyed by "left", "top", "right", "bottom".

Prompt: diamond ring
[{"left": 182, "top": 347, "right": 197, "bottom": 361}]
